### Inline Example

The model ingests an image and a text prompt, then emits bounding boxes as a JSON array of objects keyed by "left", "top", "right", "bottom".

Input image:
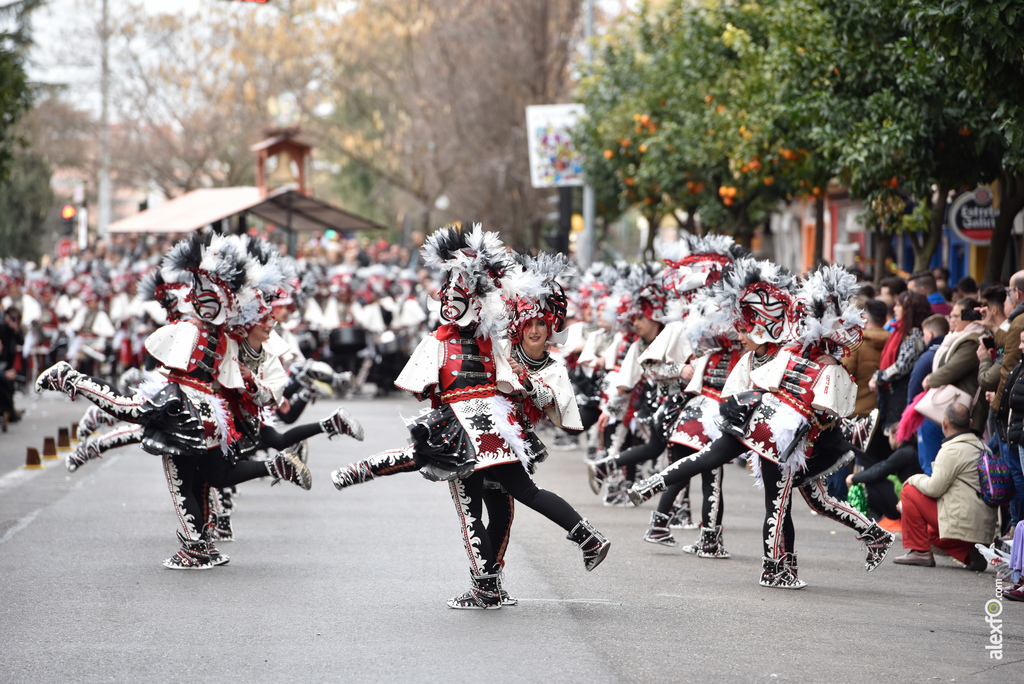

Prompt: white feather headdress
[
  {"left": 421, "top": 222, "right": 513, "bottom": 339},
  {"left": 793, "top": 264, "right": 865, "bottom": 355}
]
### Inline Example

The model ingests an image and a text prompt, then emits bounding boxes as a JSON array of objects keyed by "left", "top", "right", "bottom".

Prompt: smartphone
[
  {"left": 961, "top": 308, "right": 983, "bottom": 321},
  {"left": 983, "top": 336, "right": 996, "bottom": 349}
]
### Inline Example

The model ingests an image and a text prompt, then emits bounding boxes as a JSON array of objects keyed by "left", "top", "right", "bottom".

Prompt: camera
[{"left": 960, "top": 308, "right": 983, "bottom": 321}]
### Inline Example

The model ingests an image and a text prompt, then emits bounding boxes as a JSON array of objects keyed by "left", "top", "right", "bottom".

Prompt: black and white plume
[
  {"left": 793, "top": 264, "right": 864, "bottom": 355},
  {"left": 702, "top": 256, "right": 797, "bottom": 345},
  {"left": 421, "top": 222, "right": 513, "bottom": 339}
]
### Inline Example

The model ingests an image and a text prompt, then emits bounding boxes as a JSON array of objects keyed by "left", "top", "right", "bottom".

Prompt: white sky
[{"left": 29, "top": 0, "right": 232, "bottom": 85}]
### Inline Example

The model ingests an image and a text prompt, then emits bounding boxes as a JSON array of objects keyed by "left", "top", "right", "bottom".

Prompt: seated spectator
[
  {"left": 871, "top": 291, "right": 931, "bottom": 432},
  {"left": 932, "top": 266, "right": 950, "bottom": 292},
  {"left": 893, "top": 402, "right": 996, "bottom": 569},
  {"left": 923, "top": 297, "right": 987, "bottom": 431},
  {"left": 909, "top": 272, "right": 952, "bottom": 315},
  {"left": 911, "top": 314, "right": 950, "bottom": 474},
  {"left": 846, "top": 426, "right": 922, "bottom": 532}
]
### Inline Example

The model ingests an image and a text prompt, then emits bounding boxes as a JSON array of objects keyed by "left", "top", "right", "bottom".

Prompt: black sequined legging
[
  {"left": 655, "top": 444, "right": 723, "bottom": 526},
  {"left": 450, "top": 463, "right": 583, "bottom": 576}
]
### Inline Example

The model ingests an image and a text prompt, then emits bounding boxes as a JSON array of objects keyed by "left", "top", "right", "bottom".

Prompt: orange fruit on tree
[{"left": 603, "top": 149, "right": 614, "bottom": 159}]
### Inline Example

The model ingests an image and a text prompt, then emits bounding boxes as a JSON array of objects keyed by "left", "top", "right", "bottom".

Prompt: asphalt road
[{"left": 1, "top": 391, "right": 1022, "bottom": 683}]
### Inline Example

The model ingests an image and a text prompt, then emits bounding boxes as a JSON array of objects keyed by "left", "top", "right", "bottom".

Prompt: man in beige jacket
[{"left": 892, "top": 402, "right": 996, "bottom": 569}]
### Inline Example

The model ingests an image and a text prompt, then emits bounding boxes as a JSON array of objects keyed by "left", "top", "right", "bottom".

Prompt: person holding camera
[{"left": 918, "top": 298, "right": 988, "bottom": 467}]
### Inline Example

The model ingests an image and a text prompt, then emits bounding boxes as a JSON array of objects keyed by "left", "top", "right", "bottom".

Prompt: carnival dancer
[
  {"left": 587, "top": 267, "right": 679, "bottom": 505},
  {"left": 330, "top": 224, "right": 609, "bottom": 609},
  {"left": 591, "top": 235, "right": 747, "bottom": 550},
  {"left": 36, "top": 233, "right": 361, "bottom": 569},
  {"left": 574, "top": 272, "right": 618, "bottom": 460},
  {"left": 629, "top": 262, "right": 893, "bottom": 588},
  {"left": 589, "top": 265, "right": 666, "bottom": 505}
]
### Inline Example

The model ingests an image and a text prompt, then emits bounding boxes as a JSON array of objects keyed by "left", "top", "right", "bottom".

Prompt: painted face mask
[
  {"left": 190, "top": 273, "right": 227, "bottom": 325},
  {"left": 440, "top": 272, "right": 477, "bottom": 326},
  {"left": 739, "top": 282, "right": 791, "bottom": 345}
]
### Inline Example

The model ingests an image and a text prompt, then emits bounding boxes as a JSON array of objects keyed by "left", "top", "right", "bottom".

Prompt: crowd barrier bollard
[
  {"left": 22, "top": 447, "right": 43, "bottom": 470},
  {"left": 42, "top": 436, "right": 58, "bottom": 461}
]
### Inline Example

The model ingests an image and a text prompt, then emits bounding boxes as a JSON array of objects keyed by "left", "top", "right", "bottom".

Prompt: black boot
[
  {"left": 331, "top": 448, "right": 418, "bottom": 491},
  {"left": 628, "top": 473, "right": 666, "bottom": 506},
  {"left": 66, "top": 438, "right": 101, "bottom": 473},
  {"left": 213, "top": 514, "right": 234, "bottom": 542},
  {"left": 331, "top": 460, "right": 375, "bottom": 490},
  {"left": 567, "top": 518, "right": 611, "bottom": 571},
  {"left": 447, "top": 572, "right": 502, "bottom": 610},
  {"left": 643, "top": 511, "right": 677, "bottom": 547},
  {"left": 858, "top": 522, "right": 895, "bottom": 572},
  {"left": 668, "top": 498, "right": 696, "bottom": 529},
  {"left": 35, "top": 361, "right": 82, "bottom": 398},
  {"left": 697, "top": 525, "right": 731, "bottom": 559},
  {"left": 266, "top": 451, "right": 312, "bottom": 490},
  {"left": 163, "top": 530, "right": 215, "bottom": 571},
  {"left": 587, "top": 456, "right": 615, "bottom": 495},
  {"left": 319, "top": 407, "right": 365, "bottom": 441},
  {"left": 682, "top": 525, "right": 731, "bottom": 558},
  {"left": 759, "top": 556, "right": 806, "bottom": 589},
  {"left": 785, "top": 552, "right": 798, "bottom": 581},
  {"left": 202, "top": 522, "right": 230, "bottom": 566}
]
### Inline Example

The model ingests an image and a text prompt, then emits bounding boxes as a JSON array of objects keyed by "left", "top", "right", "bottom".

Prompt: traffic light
[{"left": 61, "top": 204, "right": 77, "bottom": 236}]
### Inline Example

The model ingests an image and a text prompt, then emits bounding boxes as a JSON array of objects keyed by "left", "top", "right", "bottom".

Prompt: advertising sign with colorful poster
[
  {"left": 526, "top": 104, "right": 586, "bottom": 188},
  {"left": 949, "top": 185, "right": 999, "bottom": 245}
]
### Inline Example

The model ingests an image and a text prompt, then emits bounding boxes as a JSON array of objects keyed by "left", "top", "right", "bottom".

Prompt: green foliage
[
  {"left": 0, "top": 0, "right": 44, "bottom": 259},
  {"left": 901, "top": 0, "right": 1024, "bottom": 175},
  {"left": 575, "top": 0, "right": 1013, "bottom": 271},
  {"left": 0, "top": 33, "right": 32, "bottom": 185},
  {"left": 575, "top": 0, "right": 844, "bottom": 247},
  {"left": 0, "top": 149, "right": 53, "bottom": 260}
]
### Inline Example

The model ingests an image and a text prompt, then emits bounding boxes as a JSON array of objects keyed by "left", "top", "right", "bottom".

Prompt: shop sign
[{"left": 949, "top": 185, "right": 998, "bottom": 245}]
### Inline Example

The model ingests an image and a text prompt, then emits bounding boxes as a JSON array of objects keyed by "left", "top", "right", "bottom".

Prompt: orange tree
[
  {"left": 816, "top": 0, "right": 1003, "bottom": 278},
  {"left": 575, "top": 1, "right": 837, "bottom": 256},
  {"left": 901, "top": 0, "right": 1024, "bottom": 281},
  {"left": 576, "top": 0, "right": 1006, "bottom": 275}
]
